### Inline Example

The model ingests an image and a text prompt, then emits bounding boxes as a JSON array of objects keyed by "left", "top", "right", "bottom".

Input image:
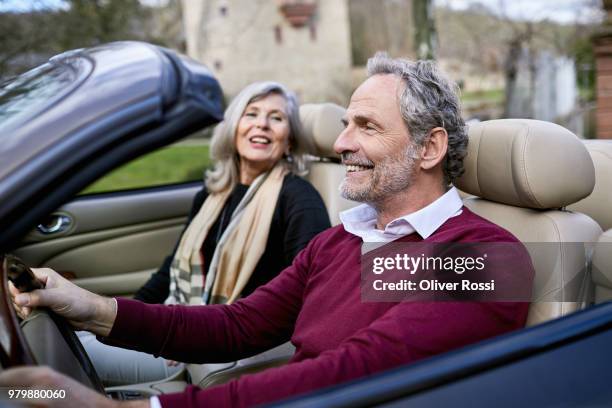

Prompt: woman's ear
[{"left": 419, "top": 127, "right": 448, "bottom": 170}]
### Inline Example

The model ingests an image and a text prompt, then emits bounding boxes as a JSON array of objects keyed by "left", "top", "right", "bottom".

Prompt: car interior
[{"left": 7, "top": 102, "right": 612, "bottom": 400}]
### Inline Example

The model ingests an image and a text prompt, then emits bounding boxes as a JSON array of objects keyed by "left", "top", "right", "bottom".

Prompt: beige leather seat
[
  {"left": 301, "top": 105, "right": 602, "bottom": 326},
  {"left": 300, "top": 103, "right": 358, "bottom": 225},
  {"left": 592, "top": 229, "right": 612, "bottom": 303},
  {"left": 568, "top": 140, "right": 612, "bottom": 231},
  {"left": 456, "top": 119, "right": 602, "bottom": 325},
  {"left": 567, "top": 141, "right": 612, "bottom": 304}
]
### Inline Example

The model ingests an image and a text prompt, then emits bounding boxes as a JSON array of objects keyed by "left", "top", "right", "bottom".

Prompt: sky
[
  {"left": 0, "top": 0, "right": 67, "bottom": 12},
  {"left": 0, "top": 0, "right": 167, "bottom": 12},
  {"left": 0, "top": 0, "right": 605, "bottom": 24}
]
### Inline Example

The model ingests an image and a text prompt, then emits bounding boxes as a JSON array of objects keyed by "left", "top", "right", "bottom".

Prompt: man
[{"left": 1, "top": 53, "right": 533, "bottom": 408}]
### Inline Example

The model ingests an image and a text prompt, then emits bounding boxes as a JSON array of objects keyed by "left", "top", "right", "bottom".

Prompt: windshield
[{"left": 0, "top": 62, "right": 79, "bottom": 133}]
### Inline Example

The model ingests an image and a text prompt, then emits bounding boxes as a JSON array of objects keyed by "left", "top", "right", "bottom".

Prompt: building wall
[
  {"left": 348, "top": 0, "right": 415, "bottom": 65},
  {"left": 594, "top": 34, "right": 612, "bottom": 139},
  {"left": 182, "top": 0, "right": 353, "bottom": 105}
]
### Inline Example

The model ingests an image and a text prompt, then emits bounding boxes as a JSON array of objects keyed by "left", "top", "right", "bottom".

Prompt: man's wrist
[{"left": 86, "top": 296, "right": 117, "bottom": 337}]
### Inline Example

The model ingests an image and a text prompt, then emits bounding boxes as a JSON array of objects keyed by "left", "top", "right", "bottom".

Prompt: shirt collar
[{"left": 339, "top": 187, "right": 463, "bottom": 242}]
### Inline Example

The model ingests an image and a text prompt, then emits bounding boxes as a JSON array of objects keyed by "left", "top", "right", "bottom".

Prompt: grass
[
  {"left": 81, "top": 143, "right": 211, "bottom": 195},
  {"left": 461, "top": 89, "right": 505, "bottom": 104}
]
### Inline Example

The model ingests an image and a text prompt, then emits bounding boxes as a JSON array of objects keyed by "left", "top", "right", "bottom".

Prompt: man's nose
[{"left": 334, "top": 125, "right": 357, "bottom": 155}]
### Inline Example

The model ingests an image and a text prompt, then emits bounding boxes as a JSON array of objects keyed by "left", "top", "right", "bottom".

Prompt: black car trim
[
  {"left": 156, "top": 48, "right": 182, "bottom": 110},
  {"left": 76, "top": 179, "right": 203, "bottom": 200}
]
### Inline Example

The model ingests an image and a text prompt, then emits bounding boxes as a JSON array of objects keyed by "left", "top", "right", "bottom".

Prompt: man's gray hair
[
  {"left": 206, "top": 81, "right": 314, "bottom": 193},
  {"left": 367, "top": 52, "right": 467, "bottom": 185}
]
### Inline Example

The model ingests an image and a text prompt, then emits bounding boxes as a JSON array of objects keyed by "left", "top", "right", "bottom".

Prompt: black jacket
[{"left": 134, "top": 174, "right": 331, "bottom": 303}]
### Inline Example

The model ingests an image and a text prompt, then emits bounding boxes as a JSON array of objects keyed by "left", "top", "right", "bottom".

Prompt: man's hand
[
  {"left": 0, "top": 366, "right": 130, "bottom": 408},
  {"left": 9, "top": 268, "right": 117, "bottom": 337}
]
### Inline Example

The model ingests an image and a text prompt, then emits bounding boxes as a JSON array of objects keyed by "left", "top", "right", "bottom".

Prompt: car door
[{"left": 12, "top": 141, "right": 207, "bottom": 297}]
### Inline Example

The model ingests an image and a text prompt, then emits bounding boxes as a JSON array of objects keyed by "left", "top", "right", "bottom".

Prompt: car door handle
[{"left": 37, "top": 214, "right": 73, "bottom": 234}]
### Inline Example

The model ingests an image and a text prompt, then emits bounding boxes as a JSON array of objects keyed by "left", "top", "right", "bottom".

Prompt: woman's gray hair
[
  {"left": 205, "top": 81, "right": 314, "bottom": 193},
  {"left": 367, "top": 52, "right": 467, "bottom": 185}
]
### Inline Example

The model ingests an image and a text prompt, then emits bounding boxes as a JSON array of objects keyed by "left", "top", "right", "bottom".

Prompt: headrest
[
  {"left": 593, "top": 229, "right": 612, "bottom": 290},
  {"left": 300, "top": 103, "right": 345, "bottom": 158},
  {"left": 569, "top": 140, "right": 612, "bottom": 230},
  {"left": 456, "top": 119, "right": 595, "bottom": 209}
]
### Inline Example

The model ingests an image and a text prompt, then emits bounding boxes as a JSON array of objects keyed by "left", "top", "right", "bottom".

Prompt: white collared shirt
[{"left": 339, "top": 187, "right": 463, "bottom": 242}]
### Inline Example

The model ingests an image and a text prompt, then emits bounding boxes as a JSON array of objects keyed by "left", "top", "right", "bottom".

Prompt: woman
[{"left": 80, "top": 81, "right": 331, "bottom": 385}]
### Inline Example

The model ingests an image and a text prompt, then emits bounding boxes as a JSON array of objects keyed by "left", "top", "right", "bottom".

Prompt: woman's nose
[{"left": 255, "top": 115, "right": 269, "bottom": 129}]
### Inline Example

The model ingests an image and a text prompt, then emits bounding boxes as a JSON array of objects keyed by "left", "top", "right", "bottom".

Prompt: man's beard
[{"left": 339, "top": 143, "right": 420, "bottom": 205}]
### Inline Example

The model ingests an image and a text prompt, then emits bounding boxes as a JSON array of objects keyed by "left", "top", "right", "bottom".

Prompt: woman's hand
[
  {"left": 9, "top": 267, "right": 117, "bottom": 337},
  {"left": 166, "top": 359, "right": 181, "bottom": 367}
]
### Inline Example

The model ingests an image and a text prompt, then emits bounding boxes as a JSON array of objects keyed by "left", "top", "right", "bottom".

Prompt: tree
[
  {"left": 412, "top": 0, "right": 437, "bottom": 60},
  {"left": 55, "top": 0, "right": 146, "bottom": 51},
  {"left": 0, "top": 0, "right": 183, "bottom": 81},
  {"left": 0, "top": 1, "right": 59, "bottom": 80}
]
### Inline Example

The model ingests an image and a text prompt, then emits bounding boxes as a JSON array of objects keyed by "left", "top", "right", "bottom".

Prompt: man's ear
[{"left": 419, "top": 127, "right": 448, "bottom": 170}]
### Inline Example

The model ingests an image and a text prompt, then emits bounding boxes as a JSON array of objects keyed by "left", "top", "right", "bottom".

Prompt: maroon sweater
[{"left": 105, "top": 207, "right": 533, "bottom": 407}]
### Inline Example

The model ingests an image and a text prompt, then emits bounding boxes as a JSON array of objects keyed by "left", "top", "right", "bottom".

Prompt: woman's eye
[
  {"left": 244, "top": 112, "right": 257, "bottom": 118},
  {"left": 271, "top": 116, "right": 283, "bottom": 122}
]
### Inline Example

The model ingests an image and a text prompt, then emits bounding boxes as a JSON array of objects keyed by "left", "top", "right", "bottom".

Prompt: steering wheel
[{"left": 0, "top": 254, "right": 106, "bottom": 393}]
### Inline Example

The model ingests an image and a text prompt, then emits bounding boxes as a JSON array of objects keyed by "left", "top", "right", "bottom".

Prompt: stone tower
[{"left": 182, "top": 0, "right": 353, "bottom": 104}]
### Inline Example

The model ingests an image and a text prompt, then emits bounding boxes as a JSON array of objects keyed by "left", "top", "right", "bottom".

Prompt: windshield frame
[{"left": 0, "top": 53, "right": 94, "bottom": 134}]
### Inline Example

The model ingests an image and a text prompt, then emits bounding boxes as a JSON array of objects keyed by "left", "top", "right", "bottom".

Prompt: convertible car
[{"left": 0, "top": 42, "right": 611, "bottom": 407}]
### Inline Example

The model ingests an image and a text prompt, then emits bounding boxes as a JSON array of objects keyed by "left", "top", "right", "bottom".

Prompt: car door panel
[{"left": 14, "top": 184, "right": 201, "bottom": 296}]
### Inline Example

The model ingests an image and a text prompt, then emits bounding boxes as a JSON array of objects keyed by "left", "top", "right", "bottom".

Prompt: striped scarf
[{"left": 166, "top": 164, "right": 287, "bottom": 305}]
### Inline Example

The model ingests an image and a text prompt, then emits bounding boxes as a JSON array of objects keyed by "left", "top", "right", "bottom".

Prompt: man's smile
[{"left": 345, "top": 164, "right": 374, "bottom": 173}]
